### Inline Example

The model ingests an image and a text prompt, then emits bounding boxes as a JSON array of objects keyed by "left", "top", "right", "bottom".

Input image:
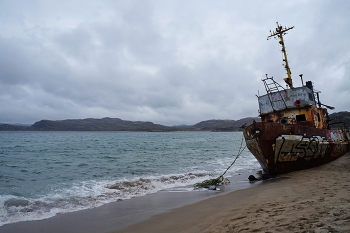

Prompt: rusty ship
[{"left": 243, "top": 23, "right": 350, "bottom": 176}]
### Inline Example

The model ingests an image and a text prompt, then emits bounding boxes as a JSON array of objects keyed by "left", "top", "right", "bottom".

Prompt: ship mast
[{"left": 268, "top": 22, "right": 295, "bottom": 89}]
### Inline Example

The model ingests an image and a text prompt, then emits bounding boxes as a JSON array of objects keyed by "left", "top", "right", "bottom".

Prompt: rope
[{"left": 194, "top": 134, "right": 248, "bottom": 188}]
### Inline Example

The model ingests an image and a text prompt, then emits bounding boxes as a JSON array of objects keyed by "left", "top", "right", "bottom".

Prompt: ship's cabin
[{"left": 257, "top": 84, "right": 328, "bottom": 129}]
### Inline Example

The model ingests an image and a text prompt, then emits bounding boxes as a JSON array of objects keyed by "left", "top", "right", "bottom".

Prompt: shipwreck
[{"left": 243, "top": 23, "right": 350, "bottom": 176}]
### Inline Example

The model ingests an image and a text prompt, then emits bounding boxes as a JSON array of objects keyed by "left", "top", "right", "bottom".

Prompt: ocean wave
[
  {"left": 0, "top": 172, "right": 217, "bottom": 227},
  {"left": 0, "top": 131, "right": 261, "bottom": 227}
]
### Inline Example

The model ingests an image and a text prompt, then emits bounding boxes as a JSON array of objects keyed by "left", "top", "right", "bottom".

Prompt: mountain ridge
[
  {"left": 0, "top": 117, "right": 260, "bottom": 132},
  {"left": 1, "top": 112, "right": 348, "bottom": 131}
]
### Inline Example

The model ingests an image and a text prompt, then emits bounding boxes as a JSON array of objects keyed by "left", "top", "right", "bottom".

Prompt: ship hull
[{"left": 243, "top": 122, "right": 350, "bottom": 175}]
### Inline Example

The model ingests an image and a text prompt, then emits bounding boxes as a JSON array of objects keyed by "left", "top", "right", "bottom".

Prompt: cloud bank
[{"left": 1, "top": 0, "right": 349, "bottom": 125}]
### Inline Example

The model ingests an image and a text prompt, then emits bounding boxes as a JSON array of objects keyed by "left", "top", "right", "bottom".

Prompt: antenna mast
[{"left": 267, "top": 22, "right": 295, "bottom": 89}]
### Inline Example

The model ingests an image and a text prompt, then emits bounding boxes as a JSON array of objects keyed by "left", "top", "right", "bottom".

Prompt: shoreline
[
  {"left": 116, "top": 152, "right": 350, "bottom": 233},
  {"left": 0, "top": 171, "right": 262, "bottom": 233},
  {"left": 2, "top": 153, "right": 350, "bottom": 233}
]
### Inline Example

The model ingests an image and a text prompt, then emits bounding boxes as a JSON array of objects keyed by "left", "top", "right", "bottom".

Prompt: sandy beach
[{"left": 116, "top": 153, "right": 350, "bottom": 233}]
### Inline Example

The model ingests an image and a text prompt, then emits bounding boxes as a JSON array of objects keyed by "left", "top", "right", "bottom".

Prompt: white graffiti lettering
[
  {"left": 327, "top": 131, "right": 346, "bottom": 142},
  {"left": 274, "top": 135, "right": 329, "bottom": 164}
]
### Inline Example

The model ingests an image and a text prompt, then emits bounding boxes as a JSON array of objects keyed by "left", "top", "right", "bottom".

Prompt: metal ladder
[{"left": 262, "top": 75, "right": 288, "bottom": 110}]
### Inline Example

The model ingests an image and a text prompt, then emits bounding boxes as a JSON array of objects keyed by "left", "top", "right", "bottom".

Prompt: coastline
[
  {"left": 116, "top": 152, "right": 350, "bottom": 233},
  {"left": 0, "top": 171, "right": 261, "bottom": 233},
  {"left": 2, "top": 153, "right": 350, "bottom": 233}
]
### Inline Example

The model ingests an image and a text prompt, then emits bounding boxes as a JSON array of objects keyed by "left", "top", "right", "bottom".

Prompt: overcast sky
[{"left": 1, "top": 0, "right": 349, "bottom": 126}]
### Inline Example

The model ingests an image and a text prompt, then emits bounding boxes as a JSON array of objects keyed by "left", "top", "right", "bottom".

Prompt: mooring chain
[
  {"left": 218, "top": 135, "right": 247, "bottom": 180},
  {"left": 195, "top": 133, "right": 255, "bottom": 188}
]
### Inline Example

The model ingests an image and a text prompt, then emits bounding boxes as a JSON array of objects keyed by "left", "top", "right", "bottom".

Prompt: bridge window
[{"left": 296, "top": 114, "right": 306, "bottom": 122}]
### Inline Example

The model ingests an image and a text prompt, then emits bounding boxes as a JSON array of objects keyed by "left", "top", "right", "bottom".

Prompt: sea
[{"left": 0, "top": 131, "right": 260, "bottom": 226}]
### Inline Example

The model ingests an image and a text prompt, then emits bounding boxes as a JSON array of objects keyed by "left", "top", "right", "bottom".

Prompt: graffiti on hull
[
  {"left": 274, "top": 135, "right": 329, "bottom": 164},
  {"left": 327, "top": 130, "right": 346, "bottom": 142},
  {"left": 326, "top": 131, "right": 347, "bottom": 157}
]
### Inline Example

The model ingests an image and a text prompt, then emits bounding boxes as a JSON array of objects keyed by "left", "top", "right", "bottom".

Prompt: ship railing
[{"left": 262, "top": 76, "right": 288, "bottom": 111}]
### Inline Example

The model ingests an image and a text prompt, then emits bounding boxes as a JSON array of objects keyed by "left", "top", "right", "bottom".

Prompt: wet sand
[{"left": 115, "top": 153, "right": 350, "bottom": 233}]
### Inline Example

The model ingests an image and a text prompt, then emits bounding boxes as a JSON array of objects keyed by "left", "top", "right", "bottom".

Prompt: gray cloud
[{"left": 0, "top": 0, "right": 349, "bottom": 125}]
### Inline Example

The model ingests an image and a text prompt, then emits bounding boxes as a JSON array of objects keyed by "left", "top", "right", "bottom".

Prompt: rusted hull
[{"left": 243, "top": 122, "right": 350, "bottom": 175}]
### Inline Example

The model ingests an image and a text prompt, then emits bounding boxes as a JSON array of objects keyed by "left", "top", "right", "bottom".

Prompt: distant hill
[
  {"left": 1, "top": 112, "right": 349, "bottom": 131},
  {"left": 192, "top": 117, "right": 260, "bottom": 131},
  {"left": 328, "top": 111, "right": 350, "bottom": 129},
  {"left": 0, "top": 123, "right": 31, "bottom": 127},
  {"left": 31, "top": 118, "right": 170, "bottom": 131},
  {"left": 0, "top": 117, "right": 260, "bottom": 132},
  {"left": 0, "top": 124, "right": 35, "bottom": 131}
]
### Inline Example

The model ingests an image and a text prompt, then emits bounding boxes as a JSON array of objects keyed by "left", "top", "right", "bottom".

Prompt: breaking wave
[{"left": 0, "top": 172, "right": 218, "bottom": 226}]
